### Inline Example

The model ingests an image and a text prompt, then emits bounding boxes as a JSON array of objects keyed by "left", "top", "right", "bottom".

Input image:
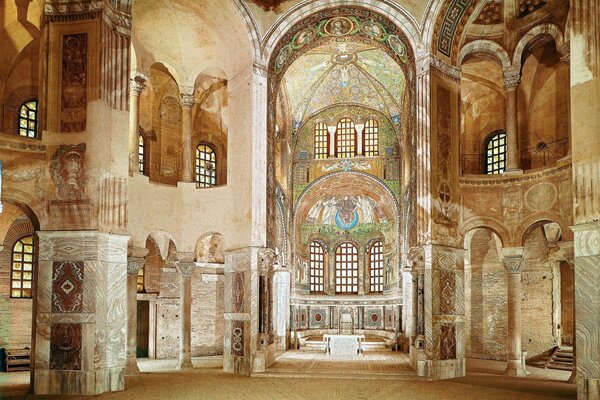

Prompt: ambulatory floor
[{"left": 0, "top": 352, "right": 576, "bottom": 400}]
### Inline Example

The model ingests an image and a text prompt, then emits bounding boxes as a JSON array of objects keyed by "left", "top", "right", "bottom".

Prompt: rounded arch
[
  {"left": 149, "top": 61, "right": 182, "bottom": 90},
  {"left": 512, "top": 23, "right": 566, "bottom": 68},
  {"left": 147, "top": 231, "right": 178, "bottom": 260},
  {"left": 261, "top": 0, "right": 422, "bottom": 62},
  {"left": 460, "top": 216, "right": 509, "bottom": 247},
  {"left": 459, "top": 39, "right": 511, "bottom": 70},
  {"left": 517, "top": 213, "right": 571, "bottom": 247},
  {"left": 194, "top": 231, "right": 225, "bottom": 264},
  {"left": 2, "top": 190, "right": 43, "bottom": 231}
]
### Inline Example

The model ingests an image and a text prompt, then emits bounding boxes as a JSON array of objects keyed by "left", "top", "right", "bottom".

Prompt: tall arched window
[
  {"left": 363, "top": 119, "right": 379, "bottom": 157},
  {"left": 196, "top": 144, "right": 217, "bottom": 187},
  {"left": 314, "top": 122, "right": 329, "bottom": 160},
  {"left": 369, "top": 241, "right": 384, "bottom": 293},
  {"left": 335, "top": 118, "right": 356, "bottom": 158},
  {"left": 485, "top": 131, "right": 506, "bottom": 174},
  {"left": 11, "top": 235, "right": 35, "bottom": 298},
  {"left": 335, "top": 242, "right": 358, "bottom": 294},
  {"left": 310, "top": 241, "right": 325, "bottom": 293},
  {"left": 137, "top": 267, "right": 145, "bottom": 293},
  {"left": 138, "top": 134, "right": 146, "bottom": 174},
  {"left": 18, "top": 100, "right": 38, "bottom": 138}
]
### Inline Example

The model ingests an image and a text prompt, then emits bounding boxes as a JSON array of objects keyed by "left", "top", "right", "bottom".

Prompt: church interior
[{"left": 0, "top": 0, "right": 598, "bottom": 399}]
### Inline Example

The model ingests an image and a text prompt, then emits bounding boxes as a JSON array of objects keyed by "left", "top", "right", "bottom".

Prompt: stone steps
[{"left": 546, "top": 346, "right": 573, "bottom": 371}]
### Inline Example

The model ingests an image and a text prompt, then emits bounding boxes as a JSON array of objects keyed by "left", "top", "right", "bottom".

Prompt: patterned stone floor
[{"left": 0, "top": 353, "right": 576, "bottom": 400}]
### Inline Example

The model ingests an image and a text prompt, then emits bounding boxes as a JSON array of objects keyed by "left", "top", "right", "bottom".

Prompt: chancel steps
[{"left": 546, "top": 346, "right": 573, "bottom": 371}]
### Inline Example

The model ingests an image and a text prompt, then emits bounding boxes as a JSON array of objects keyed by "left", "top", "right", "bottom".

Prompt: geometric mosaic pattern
[
  {"left": 52, "top": 261, "right": 84, "bottom": 313},
  {"left": 437, "top": 0, "right": 474, "bottom": 57}
]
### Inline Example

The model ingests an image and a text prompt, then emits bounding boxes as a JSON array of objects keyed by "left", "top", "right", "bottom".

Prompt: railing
[
  {"left": 461, "top": 138, "right": 569, "bottom": 175},
  {"left": 520, "top": 138, "right": 568, "bottom": 170}
]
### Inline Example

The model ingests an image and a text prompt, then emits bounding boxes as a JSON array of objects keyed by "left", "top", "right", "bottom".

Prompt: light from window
[
  {"left": 485, "top": 132, "right": 506, "bottom": 174},
  {"left": 335, "top": 242, "right": 358, "bottom": 294},
  {"left": 18, "top": 100, "right": 38, "bottom": 138},
  {"left": 310, "top": 241, "right": 325, "bottom": 293},
  {"left": 314, "top": 122, "right": 329, "bottom": 160},
  {"left": 11, "top": 235, "right": 34, "bottom": 298},
  {"left": 138, "top": 134, "right": 145, "bottom": 174},
  {"left": 137, "top": 267, "right": 145, "bottom": 293},
  {"left": 369, "top": 241, "right": 384, "bottom": 293},
  {"left": 336, "top": 118, "right": 356, "bottom": 158},
  {"left": 364, "top": 119, "right": 379, "bottom": 157},
  {"left": 196, "top": 145, "right": 217, "bottom": 187}
]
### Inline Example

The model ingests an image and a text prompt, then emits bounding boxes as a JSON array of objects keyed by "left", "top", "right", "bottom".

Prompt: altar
[{"left": 323, "top": 334, "right": 365, "bottom": 357}]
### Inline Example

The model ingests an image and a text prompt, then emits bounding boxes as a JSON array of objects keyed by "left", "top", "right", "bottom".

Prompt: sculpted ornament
[{"left": 50, "top": 144, "right": 86, "bottom": 200}]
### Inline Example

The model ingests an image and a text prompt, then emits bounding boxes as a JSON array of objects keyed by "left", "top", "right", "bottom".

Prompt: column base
[
  {"left": 504, "top": 359, "right": 528, "bottom": 377},
  {"left": 176, "top": 356, "right": 194, "bottom": 370},
  {"left": 417, "top": 358, "right": 466, "bottom": 380},
  {"left": 34, "top": 368, "right": 124, "bottom": 395},
  {"left": 125, "top": 357, "right": 140, "bottom": 375}
]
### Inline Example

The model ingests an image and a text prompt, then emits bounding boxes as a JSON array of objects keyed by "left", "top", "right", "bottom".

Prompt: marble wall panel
[
  {"left": 50, "top": 323, "right": 82, "bottom": 370},
  {"left": 52, "top": 261, "right": 84, "bottom": 313}
]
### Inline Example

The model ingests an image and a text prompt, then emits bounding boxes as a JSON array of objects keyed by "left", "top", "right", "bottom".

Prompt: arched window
[
  {"left": 18, "top": 100, "right": 38, "bottom": 138},
  {"left": 363, "top": 119, "right": 379, "bottom": 157},
  {"left": 137, "top": 267, "right": 145, "bottom": 293},
  {"left": 196, "top": 144, "right": 217, "bottom": 187},
  {"left": 335, "top": 118, "right": 356, "bottom": 158},
  {"left": 11, "top": 235, "right": 35, "bottom": 298},
  {"left": 485, "top": 131, "right": 506, "bottom": 174},
  {"left": 310, "top": 241, "right": 325, "bottom": 293},
  {"left": 335, "top": 242, "right": 358, "bottom": 294},
  {"left": 314, "top": 122, "right": 329, "bottom": 160},
  {"left": 369, "top": 241, "right": 384, "bottom": 293},
  {"left": 138, "top": 134, "right": 146, "bottom": 174}
]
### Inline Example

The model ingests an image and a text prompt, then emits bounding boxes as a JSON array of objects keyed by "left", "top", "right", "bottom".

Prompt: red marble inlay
[{"left": 52, "top": 261, "right": 84, "bottom": 313}]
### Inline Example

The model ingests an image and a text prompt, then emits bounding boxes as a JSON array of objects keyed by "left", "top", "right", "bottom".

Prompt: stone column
[
  {"left": 502, "top": 247, "right": 527, "bottom": 377},
  {"left": 128, "top": 74, "right": 146, "bottom": 175},
  {"left": 273, "top": 267, "right": 290, "bottom": 351},
  {"left": 419, "top": 245, "right": 466, "bottom": 380},
  {"left": 327, "top": 125, "right": 336, "bottom": 157},
  {"left": 34, "top": 231, "right": 129, "bottom": 396},
  {"left": 556, "top": 241, "right": 576, "bottom": 384},
  {"left": 180, "top": 91, "right": 195, "bottom": 183},
  {"left": 175, "top": 257, "right": 195, "bottom": 370},
  {"left": 355, "top": 123, "right": 365, "bottom": 156},
  {"left": 503, "top": 69, "right": 521, "bottom": 173},
  {"left": 125, "top": 247, "right": 148, "bottom": 375}
]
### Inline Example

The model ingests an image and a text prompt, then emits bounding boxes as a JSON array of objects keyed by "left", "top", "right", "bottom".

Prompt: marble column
[
  {"left": 419, "top": 245, "right": 466, "bottom": 380},
  {"left": 273, "top": 267, "right": 290, "bottom": 351},
  {"left": 355, "top": 123, "right": 365, "bottom": 156},
  {"left": 34, "top": 231, "right": 129, "bottom": 395},
  {"left": 502, "top": 247, "right": 527, "bottom": 377},
  {"left": 175, "top": 257, "right": 195, "bottom": 370},
  {"left": 327, "top": 125, "right": 336, "bottom": 157},
  {"left": 125, "top": 247, "right": 148, "bottom": 375},
  {"left": 128, "top": 74, "right": 146, "bottom": 175},
  {"left": 180, "top": 92, "right": 195, "bottom": 183},
  {"left": 503, "top": 69, "right": 521, "bottom": 173},
  {"left": 556, "top": 241, "right": 576, "bottom": 384}
]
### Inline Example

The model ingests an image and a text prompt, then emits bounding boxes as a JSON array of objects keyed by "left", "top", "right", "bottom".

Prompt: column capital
[
  {"left": 553, "top": 241, "right": 574, "bottom": 266},
  {"left": 130, "top": 73, "right": 147, "bottom": 96},
  {"left": 503, "top": 68, "right": 521, "bottom": 90},
  {"left": 258, "top": 247, "right": 276, "bottom": 273},
  {"left": 408, "top": 246, "right": 425, "bottom": 272},
  {"left": 501, "top": 247, "right": 524, "bottom": 273},
  {"left": 175, "top": 261, "right": 196, "bottom": 278},
  {"left": 127, "top": 246, "right": 149, "bottom": 275},
  {"left": 180, "top": 92, "right": 195, "bottom": 109}
]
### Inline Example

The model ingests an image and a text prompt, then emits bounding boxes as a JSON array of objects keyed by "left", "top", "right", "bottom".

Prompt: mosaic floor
[{"left": 0, "top": 354, "right": 576, "bottom": 400}]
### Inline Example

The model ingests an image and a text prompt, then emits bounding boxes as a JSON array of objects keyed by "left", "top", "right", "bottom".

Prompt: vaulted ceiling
[{"left": 281, "top": 40, "right": 405, "bottom": 127}]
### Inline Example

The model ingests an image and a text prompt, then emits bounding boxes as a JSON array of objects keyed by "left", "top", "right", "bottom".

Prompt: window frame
[
  {"left": 484, "top": 131, "right": 507, "bottom": 175},
  {"left": 195, "top": 144, "right": 217, "bottom": 188},
  {"left": 335, "top": 118, "right": 357, "bottom": 159},
  {"left": 309, "top": 241, "right": 325, "bottom": 293},
  {"left": 363, "top": 119, "right": 380, "bottom": 157},
  {"left": 18, "top": 99, "right": 38, "bottom": 139},
  {"left": 368, "top": 240, "right": 384, "bottom": 293},
  {"left": 136, "top": 266, "right": 145, "bottom": 293},
  {"left": 313, "top": 122, "right": 329, "bottom": 160},
  {"left": 10, "top": 235, "right": 35, "bottom": 299},
  {"left": 334, "top": 241, "right": 359, "bottom": 294}
]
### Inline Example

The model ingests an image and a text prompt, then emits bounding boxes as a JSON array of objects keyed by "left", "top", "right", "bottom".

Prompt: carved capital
[
  {"left": 180, "top": 93, "right": 195, "bottom": 109},
  {"left": 127, "top": 246, "right": 149, "bottom": 275},
  {"left": 130, "top": 73, "right": 147, "bottom": 96},
  {"left": 503, "top": 68, "right": 521, "bottom": 90},
  {"left": 175, "top": 262, "right": 196, "bottom": 278},
  {"left": 502, "top": 247, "right": 524, "bottom": 274},
  {"left": 258, "top": 247, "right": 276, "bottom": 273}
]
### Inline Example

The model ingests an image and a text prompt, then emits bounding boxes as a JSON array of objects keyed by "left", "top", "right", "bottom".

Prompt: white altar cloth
[{"left": 323, "top": 334, "right": 365, "bottom": 356}]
